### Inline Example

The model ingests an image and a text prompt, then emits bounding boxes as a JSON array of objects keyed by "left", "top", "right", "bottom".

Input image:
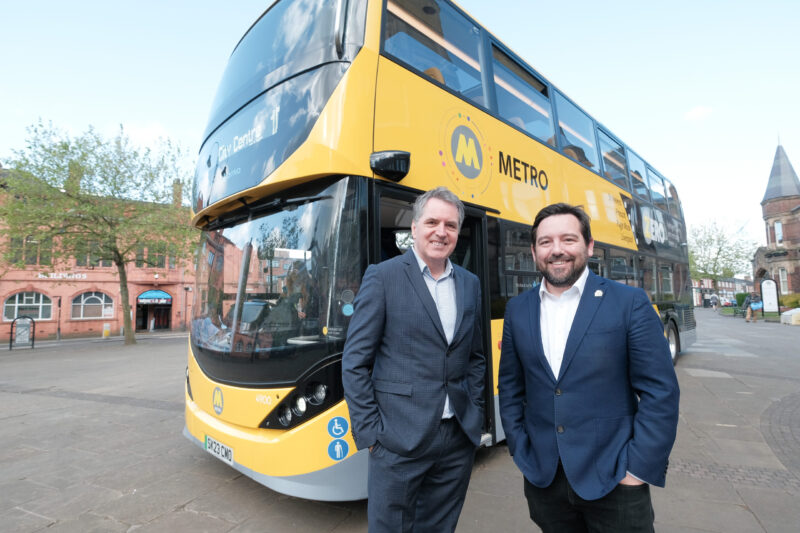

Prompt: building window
[
  {"left": 148, "top": 243, "right": 166, "bottom": 268},
  {"left": 780, "top": 268, "right": 788, "bottom": 294},
  {"left": 8, "top": 236, "right": 52, "bottom": 266},
  {"left": 71, "top": 292, "right": 114, "bottom": 319},
  {"left": 136, "top": 245, "right": 146, "bottom": 268},
  {"left": 775, "top": 221, "right": 783, "bottom": 244},
  {"left": 3, "top": 292, "right": 52, "bottom": 321},
  {"left": 75, "top": 242, "right": 112, "bottom": 267},
  {"left": 168, "top": 245, "right": 178, "bottom": 270}
]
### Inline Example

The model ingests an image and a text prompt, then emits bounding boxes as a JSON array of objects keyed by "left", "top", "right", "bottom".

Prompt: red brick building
[
  {"left": 1, "top": 165, "right": 195, "bottom": 341},
  {"left": 1, "top": 248, "right": 195, "bottom": 342},
  {"left": 753, "top": 145, "right": 800, "bottom": 295}
]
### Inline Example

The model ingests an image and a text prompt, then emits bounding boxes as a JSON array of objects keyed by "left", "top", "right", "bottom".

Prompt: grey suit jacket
[{"left": 342, "top": 249, "right": 485, "bottom": 457}]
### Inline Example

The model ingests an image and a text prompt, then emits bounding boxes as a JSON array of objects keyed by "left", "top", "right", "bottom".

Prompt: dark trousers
[
  {"left": 524, "top": 463, "right": 655, "bottom": 533},
  {"left": 367, "top": 418, "right": 476, "bottom": 533}
]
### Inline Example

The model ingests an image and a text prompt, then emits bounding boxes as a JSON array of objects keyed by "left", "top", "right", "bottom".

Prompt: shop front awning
[{"left": 137, "top": 289, "right": 172, "bottom": 305}]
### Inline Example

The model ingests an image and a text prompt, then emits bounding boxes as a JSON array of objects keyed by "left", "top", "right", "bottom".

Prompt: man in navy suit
[
  {"left": 498, "top": 203, "right": 679, "bottom": 532},
  {"left": 342, "top": 187, "right": 485, "bottom": 532}
]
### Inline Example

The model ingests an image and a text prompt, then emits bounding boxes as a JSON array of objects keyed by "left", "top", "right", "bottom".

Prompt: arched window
[
  {"left": 3, "top": 292, "right": 52, "bottom": 321},
  {"left": 72, "top": 292, "right": 114, "bottom": 319}
]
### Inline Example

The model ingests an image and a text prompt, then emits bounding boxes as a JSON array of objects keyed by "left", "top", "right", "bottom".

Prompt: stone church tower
[{"left": 753, "top": 145, "right": 800, "bottom": 295}]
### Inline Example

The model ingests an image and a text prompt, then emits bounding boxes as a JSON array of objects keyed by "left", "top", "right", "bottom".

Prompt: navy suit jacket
[
  {"left": 498, "top": 271, "right": 679, "bottom": 500},
  {"left": 342, "top": 250, "right": 485, "bottom": 457}
]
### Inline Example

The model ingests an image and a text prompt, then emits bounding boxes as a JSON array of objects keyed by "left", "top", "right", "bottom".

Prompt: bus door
[{"left": 373, "top": 184, "right": 494, "bottom": 445}]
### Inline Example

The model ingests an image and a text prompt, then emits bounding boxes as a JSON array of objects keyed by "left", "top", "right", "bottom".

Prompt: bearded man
[{"left": 498, "top": 202, "right": 679, "bottom": 533}]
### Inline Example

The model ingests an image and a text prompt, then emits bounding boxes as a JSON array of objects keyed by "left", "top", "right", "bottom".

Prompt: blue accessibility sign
[
  {"left": 328, "top": 439, "right": 349, "bottom": 461},
  {"left": 327, "top": 416, "right": 348, "bottom": 438}
]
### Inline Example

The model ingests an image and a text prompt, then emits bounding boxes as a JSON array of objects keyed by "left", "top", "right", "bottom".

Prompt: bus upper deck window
[
  {"left": 627, "top": 151, "right": 650, "bottom": 201},
  {"left": 491, "top": 46, "right": 555, "bottom": 146},
  {"left": 665, "top": 179, "right": 682, "bottom": 218},
  {"left": 598, "top": 130, "right": 628, "bottom": 190},
  {"left": 384, "top": 0, "right": 483, "bottom": 107},
  {"left": 554, "top": 92, "right": 599, "bottom": 170},
  {"left": 647, "top": 167, "right": 669, "bottom": 213}
]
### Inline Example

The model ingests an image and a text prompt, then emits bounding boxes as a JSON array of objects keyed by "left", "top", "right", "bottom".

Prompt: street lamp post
[
  {"left": 183, "top": 286, "right": 191, "bottom": 331},
  {"left": 56, "top": 296, "right": 62, "bottom": 341}
]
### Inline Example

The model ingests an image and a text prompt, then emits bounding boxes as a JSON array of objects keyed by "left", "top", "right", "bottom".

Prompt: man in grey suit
[{"left": 342, "top": 187, "right": 485, "bottom": 533}]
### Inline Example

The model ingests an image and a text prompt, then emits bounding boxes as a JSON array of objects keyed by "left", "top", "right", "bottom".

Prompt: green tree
[
  {"left": 0, "top": 121, "right": 196, "bottom": 345},
  {"left": 688, "top": 221, "right": 755, "bottom": 290}
]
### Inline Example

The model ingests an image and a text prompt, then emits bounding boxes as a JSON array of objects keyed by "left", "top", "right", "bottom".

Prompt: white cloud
[{"left": 683, "top": 106, "right": 713, "bottom": 121}]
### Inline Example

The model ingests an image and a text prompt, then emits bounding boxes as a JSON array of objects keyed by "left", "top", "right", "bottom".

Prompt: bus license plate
[{"left": 204, "top": 435, "right": 234, "bottom": 466}]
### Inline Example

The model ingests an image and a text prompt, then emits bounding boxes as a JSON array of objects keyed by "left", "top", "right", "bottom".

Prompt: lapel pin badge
[{"left": 594, "top": 290, "right": 603, "bottom": 298}]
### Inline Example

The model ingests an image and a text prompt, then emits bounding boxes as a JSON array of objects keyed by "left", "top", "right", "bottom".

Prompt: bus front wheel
[{"left": 667, "top": 323, "right": 679, "bottom": 365}]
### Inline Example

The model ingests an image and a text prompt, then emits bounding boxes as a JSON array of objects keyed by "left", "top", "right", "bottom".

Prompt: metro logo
[
  {"left": 451, "top": 125, "right": 482, "bottom": 178},
  {"left": 212, "top": 387, "right": 224, "bottom": 415},
  {"left": 439, "top": 113, "right": 492, "bottom": 199}
]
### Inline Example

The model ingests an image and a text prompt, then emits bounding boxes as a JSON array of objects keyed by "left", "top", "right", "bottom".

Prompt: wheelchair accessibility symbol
[{"left": 327, "top": 416, "right": 348, "bottom": 438}]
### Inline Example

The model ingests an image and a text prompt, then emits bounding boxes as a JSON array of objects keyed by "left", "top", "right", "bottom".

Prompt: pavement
[{"left": 1, "top": 308, "right": 800, "bottom": 532}]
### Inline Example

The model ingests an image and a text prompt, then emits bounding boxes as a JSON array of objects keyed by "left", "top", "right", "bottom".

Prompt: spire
[{"left": 761, "top": 145, "right": 800, "bottom": 203}]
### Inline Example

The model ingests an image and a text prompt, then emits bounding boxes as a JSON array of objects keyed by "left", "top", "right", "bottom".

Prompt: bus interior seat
[
  {"left": 563, "top": 145, "right": 594, "bottom": 168},
  {"left": 508, "top": 116, "right": 525, "bottom": 129},
  {"left": 424, "top": 67, "right": 445, "bottom": 85}
]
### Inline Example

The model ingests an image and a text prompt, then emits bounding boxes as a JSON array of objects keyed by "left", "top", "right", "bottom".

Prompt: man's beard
[{"left": 539, "top": 254, "right": 586, "bottom": 288}]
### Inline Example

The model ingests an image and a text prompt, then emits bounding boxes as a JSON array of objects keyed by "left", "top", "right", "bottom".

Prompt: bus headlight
[
  {"left": 292, "top": 396, "right": 307, "bottom": 416},
  {"left": 259, "top": 360, "right": 343, "bottom": 429},
  {"left": 306, "top": 383, "right": 327, "bottom": 405},
  {"left": 277, "top": 405, "right": 292, "bottom": 427}
]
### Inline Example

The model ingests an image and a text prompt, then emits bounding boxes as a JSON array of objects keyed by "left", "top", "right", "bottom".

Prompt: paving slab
[
  {"left": 40, "top": 512, "right": 128, "bottom": 533},
  {"left": 2, "top": 311, "right": 800, "bottom": 532},
  {"left": 735, "top": 485, "right": 800, "bottom": 533}
]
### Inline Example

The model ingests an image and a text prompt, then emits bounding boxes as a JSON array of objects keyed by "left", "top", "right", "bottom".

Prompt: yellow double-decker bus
[{"left": 184, "top": 0, "right": 696, "bottom": 501}]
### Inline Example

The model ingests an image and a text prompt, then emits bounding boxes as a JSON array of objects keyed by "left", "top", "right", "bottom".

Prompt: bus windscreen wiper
[{"left": 205, "top": 194, "right": 331, "bottom": 232}]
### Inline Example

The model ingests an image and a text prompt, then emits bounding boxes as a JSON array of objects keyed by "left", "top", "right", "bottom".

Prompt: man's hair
[
  {"left": 412, "top": 186, "right": 465, "bottom": 229},
  {"left": 530, "top": 203, "right": 592, "bottom": 247}
]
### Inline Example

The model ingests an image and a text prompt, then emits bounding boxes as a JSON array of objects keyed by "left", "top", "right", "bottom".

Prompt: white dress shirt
[
  {"left": 539, "top": 267, "right": 645, "bottom": 483},
  {"left": 538, "top": 267, "right": 589, "bottom": 380}
]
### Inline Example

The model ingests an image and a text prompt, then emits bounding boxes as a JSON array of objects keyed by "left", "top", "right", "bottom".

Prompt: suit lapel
[
  {"left": 402, "top": 252, "right": 447, "bottom": 343},
  {"left": 528, "top": 288, "right": 557, "bottom": 383},
  {"left": 558, "top": 272, "right": 606, "bottom": 381},
  {"left": 451, "top": 268, "right": 466, "bottom": 343}
]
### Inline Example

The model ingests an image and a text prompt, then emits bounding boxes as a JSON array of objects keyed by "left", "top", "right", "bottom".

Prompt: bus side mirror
[{"left": 370, "top": 151, "right": 410, "bottom": 182}]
